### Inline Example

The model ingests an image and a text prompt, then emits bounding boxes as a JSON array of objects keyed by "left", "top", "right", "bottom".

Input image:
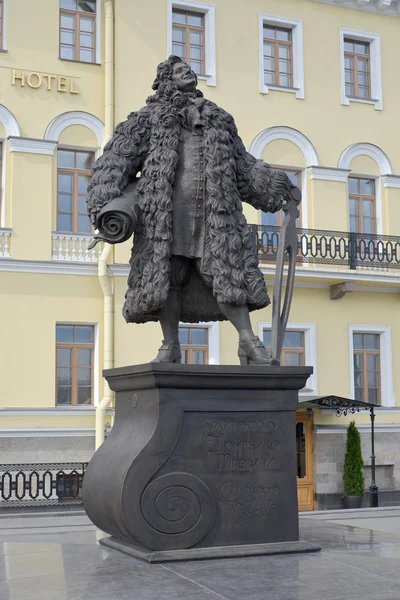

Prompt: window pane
[
  {"left": 75, "top": 326, "right": 94, "bottom": 343},
  {"left": 349, "top": 216, "right": 358, "bottom": 233},
  {"left": 58, "top": 213, "right": 72, "bottom": 232},
  {"left": 78, "top": 0, "right": 95, "bottom": 12},
  {"left": 172, "top": 43, "right": 185, "bottom": 57},
  {"left": 263, "top": 330, "right": 272, "bottom": 349},
  {"left": 179, "top": 328, "right": 189, "bottom": 344},
  {"left": 190, "top": 328, "right": 207, "bottom": 345},
  {"left": 78, "top": 368, "right": 91, "bottom": 386},
  {"left": 78, "top": 214, "right": 91, "bottom": 233},
  {"left": 57, "top": 347, "right": 72, "bottom": 366},
  {"left": 276, "top": 29, "right": 290, "bottom": 41},
  {"left": 360, "top": 179, "right": 374, "bottom": 195},
  {"left": 193, "top": 350, "right": 205, "bottom": 364},
  {"left": 187, "top": 12, "right": 203, "bottom": 27},
  {"left": 367, "top": 354, "right": 378, "bottom": 371},
  {"left": 264, "top": 72, "right": 274, "bottom": 85},
  {"left": 76, "top": 152, "right": 93, "bottom": 170},
  {"left": 57, "top": 368, "right": 72, "bottom": 386},
  {"left": 181, "top": 349, "right": 187, "bottom": 364},
  {"left": 78, "top": 348, "right": 92, "bottom": 367},
  {"left": 355, "top": 42, "right": 369, "bottom": 55},
  {"left": 353, "top": 334, "right": 363, "bottom": 350},
  {"left": 345, "top": 70, "right": 354, "bottom": 84},
  {"left": 358, "top": 72, "right": 368, "bottom": 86},
  {"left": 345, "top": 83, "right": 354, "bottom": 97},
  {"left": 172, "top": 28, "right": 184, "bottom": 43},
  {"left": 80, "top": 16, "right": 94, "bottom": 32},
  {"left": 263, "top": 43, "right": 274, "bottom": 57},
  {"left": 78, "top": 387, "right": 92, "bottom": 405},
  {"left": 362, "top": 200, "right": 374, "bottom": 218},
  {"left": 190, "top": 60, "right": 202, "bottom": 74},
  {"left": 283, "top": 331, "right": 303, "bottom": 348},
  {"left": 364, "top": 334, "right": 379, "bottom": 350},
  {"left": 78, "top": 195, "right": 88, "bottom": 213},
  {"left": 354, "top": 353, "right": 362, "bottom": 370},
  {"left": 78, "top": 174, "right": 90, "bottom": 193},
  {"left": 57, "top": 325, "right": 74, "bottom": 343},
  {"left": 279, "top": 60, "right": 290, "bottom": 74},
  {"left": 61, "top": 45, "right": 74, "bottom": 60},
  {"left": 344, "top": 56, "right": 353, "bottom": 69},
  {"left": 264, "top": 57, "right": 274, "bottom": 71},
  {"left": 58, "top": 173, "right": 73, "bottom": 192},
  {"left": 368, "top": 388, "right": 378, "bottom": 403},
  {"left": 263, "top": 26, "right": 275, "bottom": 40},
  {"left": 284, "top": 352, "right": 303, "bottom": 367},
  {"left": 348, "top": 178, "right": 359, "bottom": 194},
  {"left": 190, "top": 30, "right": 202, "bottom": 45},
  {"left": 60, "top": 0, "right": 76, "bottom": 10},
  {"left": 279, "top": 45, "right": 290, "bottom": 59},
  {"left": 57, "top": 387, "right": 72, "bottom": 405},
  {"left": 80, "top": 33, "right": 94, "bottom": 48},
  {"left": 363, "top": 218, "right": 373, "bottom": 235},
  {"left": 61, "top": 30, "right": 75, "bottom": 45},
  {"left": 354, "top": 372, "right": 363, "bottom": 388},
  {"left": 80, "top": 48, "right": 94, "bottom": 62},
  {"left": 354, "top": 387, "right": 363, "bottom": 401},
  {"left": 284, "top": 171, "right": 299, "bottom": 187},
  {"left": 172, "top": 10, "right": 186, "bottom": 24},
  {"left": 190, "top": 46, "right": 202, "bottom": 60},
  {"left": 358, "top": 86, "right": 369, "bottom": 98},
  {"left": 367, "top": 371, "right": 378, "bottom": 387},
  {"left": 358, "top": 58, "right": 368, "bottom": 72},
  {"left": 58, "top": 194, "right": 72, "bottom": 213},
  {"left": 61, "top": 13, "right": 75, "bottom": 29},
  {"left": 279, "top": 74, "right": 290, "bottom": 87},
  {"left": 344, "top": 41, "right": 354, "bottom": 52},
  {"left": 58, "top": 150, "right": 75, "bottom": 168}
]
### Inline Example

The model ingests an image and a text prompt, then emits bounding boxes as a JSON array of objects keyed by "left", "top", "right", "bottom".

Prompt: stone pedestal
[{"left": 83, "top": 364, "right": 320, "bottom": 561}]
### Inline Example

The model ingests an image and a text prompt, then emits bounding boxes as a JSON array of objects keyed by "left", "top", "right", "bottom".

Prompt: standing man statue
[{"left": 87, "top": 56, "right": 297, "bottom": 366}]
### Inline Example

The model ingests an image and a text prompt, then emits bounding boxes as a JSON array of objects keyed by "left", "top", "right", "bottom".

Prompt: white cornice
[
  {"left": 383, "top": 174, "right": 400, "bottom": 189},
  {"left": 260, "top": 265, "right": 400, "bottom": 286},
  {"left": 8, "top": 137, "right": 58, "bottom": 155},
  {"left": 44, "top": 110, "right": 105, "bottom": 146},
  {"left": 0, "top": 427, "right": 96, "bottom": 438},
  {"left": 311, "top": 0, "right": 400, "bottom": 17},
  {"left": 308, "top": 166, "right": 351, "bottom": 182},
  {"left": 0, "top": 258, "right": 99, "bottom": 275},
  {"left": 338, "top": 142, "right": 392, "bottom": 174},
  {"left": 315, "top": 424, "right": 400, "bottom": 434},
  {"left": 0, "top": 104, "right": 20, "bottom": 137},
  {"left": 0, "top": 407, "right": 110, "bottom": 416}
]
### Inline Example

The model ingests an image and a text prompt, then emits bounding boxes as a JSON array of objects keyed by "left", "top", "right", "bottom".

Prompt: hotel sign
[{"left": 11, "top": 70, "right": 80, "bottom": 94}]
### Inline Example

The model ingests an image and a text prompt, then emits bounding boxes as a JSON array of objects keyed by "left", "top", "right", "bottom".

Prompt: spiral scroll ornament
[{"left": 141, "top": 472, "right": 215, "bottom": 548}]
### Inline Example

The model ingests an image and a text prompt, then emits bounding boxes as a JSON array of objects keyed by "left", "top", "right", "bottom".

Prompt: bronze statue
[{"left": 87, "top": 56, "right": 299, "bottom": 366}]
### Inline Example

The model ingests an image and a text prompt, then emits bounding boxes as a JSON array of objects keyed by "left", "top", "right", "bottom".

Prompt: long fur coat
[{"left": 87, "top": 89, "right": 291, "bottom": 324}]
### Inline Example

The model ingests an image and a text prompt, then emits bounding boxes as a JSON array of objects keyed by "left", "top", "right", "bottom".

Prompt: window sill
[
  {"left": 260, "top": 85, "right": 301, "bottom": 96},
  {"left": 347, "top": 96, "right": 379, "bottom": 105},
  {"left": 59, "top": 57, "right": 101, "bottom": 66},
  {"left": 0, "top": 49, "right": 8, "bottom": 53}
]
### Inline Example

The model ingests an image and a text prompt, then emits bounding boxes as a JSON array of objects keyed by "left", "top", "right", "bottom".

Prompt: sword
[{"left": 270, "top": 186, "right": 301, "bottom": 364}]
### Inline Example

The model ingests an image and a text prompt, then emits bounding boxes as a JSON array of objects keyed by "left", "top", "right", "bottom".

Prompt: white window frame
[
  {"left": 167, "top": 0, "right": 216, "bottom": 87},
  {"left": 1, "top": 0, "right": 8, "bottom": 51},
  {"left": 349, "top": 325, "right": 394, "bottom": 407},
  {"left": 179, "top": 321, "right": 220, "bottom": 364},
  {"left": 0, "top": 138, "right": 5, "bottom": 226},
  {"left": 340, "top": 28, "right": 382, "bottom": 111},
  {"left": 259, "top": 14, "right": 304, "bottom": 99},
  {"left": 258, "top": 322, "right": 317, "bottom": 394}
]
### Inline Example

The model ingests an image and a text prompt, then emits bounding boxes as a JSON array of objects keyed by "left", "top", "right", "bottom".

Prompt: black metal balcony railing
[
  {"left": 0, "top": 462, "right": 88, "bottom": 508},
  {"left": 252, "top": 225, "right": 400, "bottom": 270}
]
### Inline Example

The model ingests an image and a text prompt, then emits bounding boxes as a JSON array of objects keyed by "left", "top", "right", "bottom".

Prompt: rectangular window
[
  {"left": 344, "top": 39, "right": 370, "bottom": 100},
  {"left": 353, "top": 333, "right": 380, "bottom": 404},
  {"left": 262, "top": 167, "right": 302, "bottom": 227},
  {"left": 179, "top": 326, "right": 208, "bottom": 364},
  {"left": 348, "top": 177, "right": 375, "bottom": 235},
  {"left": 56, "top": 324, "right": 95, "bottom": 406},
  {"left": 0, "top": 0, "right": 4, "bottom": 50},
  {"left": 263, "top": 329, "right": 305, "bottom": 366},
  {"left": 57, "top": 149, "right": 94, "bottom": 233},
  {"left": 172, "top": 8, "right": 205, "bottom": 75},
  {"left": 60, "top": 0, "right": 96, "bottom": 63},
  {"left": 263, "top": 25, "right": 292, "bottom": 88}
]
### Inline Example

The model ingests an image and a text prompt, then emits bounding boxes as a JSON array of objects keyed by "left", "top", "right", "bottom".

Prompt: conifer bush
[{"left": 343, "top": 421, "right": 365, "bottom": 496}]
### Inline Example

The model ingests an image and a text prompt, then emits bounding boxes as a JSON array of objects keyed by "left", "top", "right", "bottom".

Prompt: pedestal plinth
[{"left": 83, "top": 363, "right": 320, "bottom": 561}]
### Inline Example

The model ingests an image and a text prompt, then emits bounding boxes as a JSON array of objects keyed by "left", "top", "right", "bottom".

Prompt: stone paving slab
[{"left": 0, "top": 511, "right": 400, "bottom": 599}]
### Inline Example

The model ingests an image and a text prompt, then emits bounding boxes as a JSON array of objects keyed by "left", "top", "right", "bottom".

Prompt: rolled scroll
[{"left": 88, "top": 179, "right": 140, "bottom": 250}]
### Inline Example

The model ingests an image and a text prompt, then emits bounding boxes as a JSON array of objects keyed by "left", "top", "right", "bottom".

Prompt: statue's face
[{"left": 171, "top": 61, "right": 197, "bottom": 92}]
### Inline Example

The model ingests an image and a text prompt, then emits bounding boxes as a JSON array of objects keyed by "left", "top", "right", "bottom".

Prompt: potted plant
[{"left": 343, "top": 421, "right": 365, "bottom": 509}]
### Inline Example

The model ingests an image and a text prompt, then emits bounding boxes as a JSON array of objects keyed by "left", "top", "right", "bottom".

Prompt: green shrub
[{"left": 343, "top": 421, "right": 365, "bottom": 497}]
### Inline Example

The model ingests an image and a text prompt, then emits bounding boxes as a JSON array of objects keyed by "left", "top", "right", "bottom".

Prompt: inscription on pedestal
[{"left": 217, "top": 481, "right": 279, "bottom": 525}]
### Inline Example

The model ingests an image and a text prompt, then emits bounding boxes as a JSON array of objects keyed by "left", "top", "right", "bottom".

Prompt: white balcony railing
[
  {"left": 0, "top": 228, "right": 11, "bottom": 258},
  {"left": 51, "top": 232, "right": 103, "bottom": 262}
]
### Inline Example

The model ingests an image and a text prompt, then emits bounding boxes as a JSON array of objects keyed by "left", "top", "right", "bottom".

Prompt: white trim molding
[
  {"left": 340, "top": 29, "right": 383, "bottom": 110},
  {"left": 7, "top": 137, "right": 57, "bottom": 155},
  {"left": 0, "top": 258, "right": 99, "bottom": 275},
  {"left": 95, "top": 0, "right": 101, "bottom": 64},
  {"left": 308, "top": 166, "right": 351, "bottom": 182},
  {"left": 179, "top": 321, "right": 220, "bottom": 364},
  {"left": 1, "top": 0, "right": 7, "bottom": 50},
  {"left": 259, "top": 14, "right": 304, "bottom": 99},
  {"left": 0, "top": 427, "right": 95, "bottom": 438},
  {"left": 315, "top": 424, "right": 400, "bottom": 435},
  {"left": 338, "top": 142, "right": 392, "bottom": 174},
  {"left": 167, "top": 0, "right": 216, "bottom": 87},
  {"left": 44, "top": 111, "right": 105, "bottom": 147},
  {"left": 311, "top": 0, "right": 400, "bottom": 17},
  {"left": 349, "top": 324, "right": 394, "bottom": 407},
  {"left": 250, "top": 126, "right": 318, "bottom": 165},
  {"left": 258, "top": 321, "right": 317, "bottom": 394},
  {"left": 0, "top": 140, "right": 6, "bottom": 227},
  {"left": 0, "top": 104, "right": 20, "bottom": 137},
  {"left": 382, "top": 174, "right": 400, "bottom": 189}
]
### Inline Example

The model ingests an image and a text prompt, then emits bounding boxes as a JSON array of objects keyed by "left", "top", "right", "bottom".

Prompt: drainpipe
[{"left": 95, "top": 0, "right": 115, "bottom": 450}]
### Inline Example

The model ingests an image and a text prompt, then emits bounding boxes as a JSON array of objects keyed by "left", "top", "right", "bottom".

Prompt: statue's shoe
[
  {"left": 238, "top": 335, "right": 279, "bottom": 366},
  {"left": 152, "top": 342, "right": 182, "bottom": 364}
]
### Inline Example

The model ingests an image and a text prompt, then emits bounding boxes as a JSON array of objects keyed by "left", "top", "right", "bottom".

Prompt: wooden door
[{"left": 296, "top": 411, "right": 315, "bottom": 511}]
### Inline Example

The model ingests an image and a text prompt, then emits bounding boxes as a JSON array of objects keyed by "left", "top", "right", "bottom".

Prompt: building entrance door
[{"left": 296, "top": 411, "right": 315, "bottom": 511}]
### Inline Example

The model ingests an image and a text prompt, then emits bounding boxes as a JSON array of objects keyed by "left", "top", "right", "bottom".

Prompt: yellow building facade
[{"left": 1, "top": 0, "right": 400, "bottom": 509}]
